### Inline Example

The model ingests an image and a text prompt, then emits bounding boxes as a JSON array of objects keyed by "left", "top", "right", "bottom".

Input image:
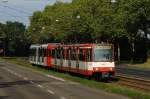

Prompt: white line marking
[
  {"left": 47, "top": 90, "right": 55, "bottom": 95},
  {"left": 14, "top": 72, "right": 18, "bottom": 75},
  {"left": 46, "top": 74, "right": 65, "bottom": 82},
  {"left": 23, "top": 77, "right": 28, "bottom": 80},
  {"left": 18, "top": 75, "right": 22, "bottom": 77},
  {"left": 2, "top": 68, "right": 26, "bottom": 81},
  {"left": 60, "top": 96, "right": 66, "bottom": 99},
  {"left": 37, "top": 84, "right": 44, "bottom": 88}
]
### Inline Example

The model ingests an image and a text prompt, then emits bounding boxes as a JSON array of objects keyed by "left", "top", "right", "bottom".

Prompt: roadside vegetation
[
  {"left": 117, "top": 58, "right": 150, "bottom": 70},
  {"left": 1, "top": 57, "right": 150, "bottom": 99}
]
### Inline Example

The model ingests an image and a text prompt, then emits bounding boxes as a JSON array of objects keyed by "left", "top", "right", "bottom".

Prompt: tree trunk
[{"left": 129, "top": 36, "right": 135, "bottom": 63}]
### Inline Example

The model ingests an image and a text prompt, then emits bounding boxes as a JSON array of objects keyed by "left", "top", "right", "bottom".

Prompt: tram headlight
[
  {"left": 96, "top": 68, "right": 98, "bottom": 71},
  {"left": 110, "top": 67, "right": 113, "bottom": 71}
]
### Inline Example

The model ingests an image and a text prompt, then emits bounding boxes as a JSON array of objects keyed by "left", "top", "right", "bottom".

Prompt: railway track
[{"left": 116, "top": 75, "right": 150, "bottom": 93}]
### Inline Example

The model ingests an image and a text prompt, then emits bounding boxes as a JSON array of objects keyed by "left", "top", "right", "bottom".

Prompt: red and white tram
[{"left": 29, "top": 43, "right": 115, "bottom": 79}]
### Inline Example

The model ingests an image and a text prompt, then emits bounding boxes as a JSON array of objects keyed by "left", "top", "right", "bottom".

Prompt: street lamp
[
  {"left": 56, "top": 19, "right": 59, "bottom": 22},
  {"left": 76, "top": 15, "right": 80, "bottom": 19},
  {"left": 111, "top": 0, "right": 116, "bottom": 3}
]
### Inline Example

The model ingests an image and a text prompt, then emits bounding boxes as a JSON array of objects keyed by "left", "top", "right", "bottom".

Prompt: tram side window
[
  {"left": 79, "top": 49, "right": 84, "bottom": 61},
  {"left": 65, "top": 49, "right": 69, "bottom": 60},
  {"left": 43, "top": 49, "right": 45, "bottom": 57},
  {"left": 52, "top": 49, "right": 55, "bottom": 58},
  {"left": 66, "top": 49, "right": 69, "bottom": 60},
  {"left": 60, "top": 48, "right": 63, "bottom": 59},
  {"left": 41, "top": 48, "right": 44, "bottom": 57},
  {"left": 38, "top": 48, "right": 41, "bottom": 57},
  {"left": 40, "top": 48, "right": 42, "bottom": 57},
  {"left": 56, "top": 48, "right": 60, "bottom": 59},
  {"left": 70, "top": 49, "right": 76, "bottom": 60},
  {"left": 49, "top": 49, "right": 51, "bottom": 57},
  {"left": 86, "top": 49, "right": 92, "bottom": 62},
  {"left": 58, "top": 48, "right": 63, "bottom": 59},
  {"left": 42, "top": 48, "right": 44, "bottom": 57},
  {"left": 33, "top": 49, "right": 35, "bottom": 56},
  {"left": 44, "top": 49, "right": 46, "bottom": 57},
  {"left": 62, "top": 49, "right": 65, "bottom": 59},
  {"left": 41, "top": 49, "right": 43, "bottom": 57}
]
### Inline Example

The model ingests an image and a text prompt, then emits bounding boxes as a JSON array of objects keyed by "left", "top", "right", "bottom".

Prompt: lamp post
[
  {"left": 56, "top": 19, "right": 59, "bottom": 22},
  {"left": 110, "top": 0, "right": 119, "bottom": 61},
  {"left": 111, "top": 0, "right": 116, "bottom": 3}
]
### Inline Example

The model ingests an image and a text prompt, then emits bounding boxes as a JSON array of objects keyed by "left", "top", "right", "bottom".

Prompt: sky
[{"left": 0, "top": 0, "right": 71, "bottom": 26}]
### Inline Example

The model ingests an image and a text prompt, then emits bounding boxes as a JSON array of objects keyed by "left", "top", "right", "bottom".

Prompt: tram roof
[
  {"left": 62, "top": 43, "right": 112, "bottom": 47},
  {"left": 30, "top": 44, "right": 40, "bottom": 48}
]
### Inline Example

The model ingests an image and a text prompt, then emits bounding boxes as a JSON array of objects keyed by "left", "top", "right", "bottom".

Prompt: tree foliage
[
  {"left": 0, "top": 21, "right": 28, "bottom": 56},
  {"left": 28, "top": 0, "right": 150, "bottom": 62}
]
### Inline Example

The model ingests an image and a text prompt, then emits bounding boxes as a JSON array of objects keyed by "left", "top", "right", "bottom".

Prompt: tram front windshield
[{"left": 94, "top": 47, "right": 112, "bottom": 62}]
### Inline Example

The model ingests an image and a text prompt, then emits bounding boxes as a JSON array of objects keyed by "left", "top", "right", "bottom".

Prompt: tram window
[
  {"left": 40, "top": 48, "right": 42, "bottom": 56},
  {"left": 43, "top": 49, "right": 45, "bottom": 57},
  {"left": 49, "top": 49, "right": 52, "bottom": 57},
  {"left": 86, "top": 49, "right": 92, "bottom": 62},
  {"left": 44, "top": 49, "right": 46, "bottom": 57},
  {"left": 38, "top": 48, "right": 40, "bottom": 56},
  {"left": 59, "top": 48, "right": 63, "bottom": 59},
  {"left": 38, "top": 48, "right": 41, "bottom": 56},
  {"left": 42, "top": 49, "right": 44, "bottom": 57},
  {"left": 32, "top": 49, "right": 34, "bottom": 56},
  {"left": 94, "top": 47, "right": 112, "bottom": 61},
  {"left": 42, "top": 48, "right": 44, "bottom": 57},
  {"left": 62, "top": 49, "right": 65, "bottom": 59},
  {"left": 44, "top": 49, "right": 47, "bottom": 57},
  {"left": 65, "top": 49, "right": 69, "bottom": 60},
  {"left": 70, "top": 49, "right": 76, "bottom": 60},
  {"left": 79, "top": 49, "right": 84, "bottom": 61},
  {"left": 57, "top": 49, "right": 59, "bottom": 59},
  {"left": 63, "top": 49, "right": 65, "bottom": 59},
  {"left": 56, "top": 48, "right": 60, "bottom": 59},
  {"left": 52, "top": 49, "right": 54, "bottom": 58}
]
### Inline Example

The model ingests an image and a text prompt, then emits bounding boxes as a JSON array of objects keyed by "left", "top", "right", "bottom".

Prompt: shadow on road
[
  {"left": 0, "top": 65, "right": 6, "bottom": 67},
  {"left": 0, "top": 80, "right": 49, "bottom": 88},
  {"left": 0, "top": 96, "right": 9, "bottom": 99}
]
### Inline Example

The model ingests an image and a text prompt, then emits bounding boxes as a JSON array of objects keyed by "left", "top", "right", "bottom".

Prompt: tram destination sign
[{"left": 95, "top": 45, "right": 112, "bottom": 49}]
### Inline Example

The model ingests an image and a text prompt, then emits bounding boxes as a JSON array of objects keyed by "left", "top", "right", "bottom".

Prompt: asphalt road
[
  {"left": 116, "top": 65, "right": 150, "bottom": 80},
  {"left": 0, "top": 60, "right": 129, "bottom": 99}
]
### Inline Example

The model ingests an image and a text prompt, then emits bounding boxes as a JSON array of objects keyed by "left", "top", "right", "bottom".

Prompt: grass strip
[{"left": 1, "top": 57, "right": 150, "bottom": 99}]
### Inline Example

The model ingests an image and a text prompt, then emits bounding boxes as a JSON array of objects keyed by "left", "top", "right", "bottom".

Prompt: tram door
[{"left": 78, "top": 48, "right": 92, "bottom": 72}]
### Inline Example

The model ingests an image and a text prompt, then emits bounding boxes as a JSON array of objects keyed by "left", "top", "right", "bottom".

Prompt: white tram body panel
[
  {"left": 39, "top": 44, "right": 48, "bottom": 66},
  {"left": 29, "top": 45, "right": 40, "bottom": 65}
]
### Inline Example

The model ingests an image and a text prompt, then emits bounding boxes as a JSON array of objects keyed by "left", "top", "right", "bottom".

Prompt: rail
[{"left": 116, "top": 75, "right": 150, "bottom": 93}]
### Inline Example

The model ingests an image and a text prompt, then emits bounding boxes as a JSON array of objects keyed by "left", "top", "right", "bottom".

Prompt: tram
[{"left": 29, "top": 43, "right": 115, "bottom": 79}]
